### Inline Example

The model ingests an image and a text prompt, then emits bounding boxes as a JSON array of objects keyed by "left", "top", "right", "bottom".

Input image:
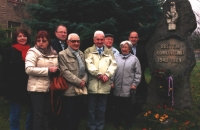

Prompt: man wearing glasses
[
  {"left": 51, "top": 24, "right": 68, "bottom": 53},
  {"left": 50, "top": 24, "right": 68, "bottom": 130},
  {"left": 59, "top": 33, "right": 87, "bottom": 130},
  {"left": 84, "top": 30, "right": 117, "bottom": 130}
]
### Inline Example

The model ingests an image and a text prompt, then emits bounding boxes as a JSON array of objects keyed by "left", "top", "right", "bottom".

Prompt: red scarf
[{"left": 12, "top": 43, "right": 30, "bottom": 61}]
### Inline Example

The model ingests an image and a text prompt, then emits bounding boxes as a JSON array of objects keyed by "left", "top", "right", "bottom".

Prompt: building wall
[{"left": 0, "top": 0, "right": 23, "bottom": 28}]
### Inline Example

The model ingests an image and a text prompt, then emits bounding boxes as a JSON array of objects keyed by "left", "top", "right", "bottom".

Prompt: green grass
[{"left": 0, "top": 62, "right": 200, "bottom": 130}]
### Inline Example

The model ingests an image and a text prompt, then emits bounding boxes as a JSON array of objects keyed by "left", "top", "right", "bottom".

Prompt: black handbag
[{"left": 130, "top": 89, "right": 137, "bottom": 106}]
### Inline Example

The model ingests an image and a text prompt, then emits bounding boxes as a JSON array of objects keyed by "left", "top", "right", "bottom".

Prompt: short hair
[
  {"left": 120, "top": 40, "right": 133, "bottom": 50},
  {"left": 12, "top": 28, "right": 30, "bottom": 45},
  {"left": 68, "top": 33, "right": 79, "bottom": 40},
  {"left": 129, "top": 31, "right": 139, "bottom": 38},
  {"left": 35, "top": 30, "right": 51, "bottom": 45},
  {"left": 94, "top": 30, "right": 105, "bottom": 38},
  {"left": 55, "top": 24, "right": 67, "bottom": 32}
]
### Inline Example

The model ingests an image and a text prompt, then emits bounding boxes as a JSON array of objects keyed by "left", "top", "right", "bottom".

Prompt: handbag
[
  {"left": 74, "top": 86, "right": 88, "bottom": 95},
  {"left": 50, "top": 75, "right": 68, "bottom": 91},
  {"left": 130, "top": 89, "right": 137, "bottom": 107},
  {"left": 50, "top": 75, "right": 68, "bottom": 115}
]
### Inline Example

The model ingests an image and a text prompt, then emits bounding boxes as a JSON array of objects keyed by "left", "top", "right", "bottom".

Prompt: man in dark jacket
[
  {"left": 129, "top": 31, "right": 148, "bottom": 104},
  {"left": 50, "top": 24, "right": 68, "bottom": 130},
  {"left": 51, "top": 24, "right": 68, "bottom": 53}
]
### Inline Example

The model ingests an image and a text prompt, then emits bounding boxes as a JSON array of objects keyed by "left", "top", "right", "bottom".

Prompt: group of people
[{"left": 0, "top": 24, "right": 148, "bottom": 130}]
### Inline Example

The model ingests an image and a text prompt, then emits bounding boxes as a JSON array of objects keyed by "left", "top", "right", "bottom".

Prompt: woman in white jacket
[{"left": 25, "top": 30, "right": 60, "bottom": 130}]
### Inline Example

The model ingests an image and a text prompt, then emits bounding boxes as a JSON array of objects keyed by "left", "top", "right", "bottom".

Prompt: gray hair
[
  {"left": 68, "top": 33, "right": 79, "bottom": 40},
  {"left": 94, "top": 30, "right": 105, "bottom": 38},
  {"left": 120, "top": 40, "right": 133, "bottom": 50}
]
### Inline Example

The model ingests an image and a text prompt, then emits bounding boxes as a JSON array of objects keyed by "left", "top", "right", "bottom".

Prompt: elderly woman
[
  {"left": 0, "top": 28, "right": 32, "bottom": 130},
  {"left": 25, "top": 30, "right": 60, "bottom": 130},
  {"left": 111, "top": 40, "right": 141, "bottom": 130}
]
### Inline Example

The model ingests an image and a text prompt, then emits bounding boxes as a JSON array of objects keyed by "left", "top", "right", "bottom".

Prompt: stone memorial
[{"left": 146, "top": 0, "right": 197, "bottom": 109}]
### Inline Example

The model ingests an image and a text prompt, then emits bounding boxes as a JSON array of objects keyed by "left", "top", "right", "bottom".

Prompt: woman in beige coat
[{"left": 25, "top": 30, "right": 60, "bottom": 130}]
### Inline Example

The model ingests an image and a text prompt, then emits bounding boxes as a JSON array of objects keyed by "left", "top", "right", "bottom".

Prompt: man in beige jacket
[
  {"left": 59, "top": 33, "right": 87, "bottom": 130},
  {"left": 84, "top": 30, "right": 117, "bottom": 130}
]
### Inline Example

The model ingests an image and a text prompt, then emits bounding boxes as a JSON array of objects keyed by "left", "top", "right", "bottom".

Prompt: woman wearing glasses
[{"left": 25, "top": 30, "right": 60, "bottom": 130}]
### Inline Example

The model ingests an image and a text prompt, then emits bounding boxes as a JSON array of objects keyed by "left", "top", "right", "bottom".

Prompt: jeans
[
  {"left": 10, "top": 101, "right": 32, "bottom": 130},
  {"left": 88, "top": 94, "right": 107, "bottom": 130}
]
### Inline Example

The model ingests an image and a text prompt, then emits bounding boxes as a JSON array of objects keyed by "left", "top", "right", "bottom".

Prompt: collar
[
  {"left": 120, "top": 53, "right": 132, "bottom": 59},
  {"left": 59, "top": 40, "right": 65, "bottom": 44},
  {"left": 96, "top": 46, "right": 104, "bottom": 51},
  {"left": 132, "top": 44, "right": 137, "bottom": 48}
]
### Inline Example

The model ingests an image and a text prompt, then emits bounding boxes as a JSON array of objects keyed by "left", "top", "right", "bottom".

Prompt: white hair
[
  {"left": 120, "top": 40, "right": 133, "bottom": 50},
  {"left": 68, "top": 33, "right": 79, "bottom": 40},
  {"left": 94, "top": 30, "right": 105, "bottom": 38}
]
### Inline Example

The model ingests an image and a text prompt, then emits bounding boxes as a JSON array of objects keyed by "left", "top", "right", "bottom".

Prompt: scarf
[
  {"left": 35, "top": 45, "right": 57, "bottom": 56},
  {"left": 12, "top": 43, "right": 30, "bottom": 61},
  {"left": 68, "top": 47, "right": 85, "bottom": 77}
]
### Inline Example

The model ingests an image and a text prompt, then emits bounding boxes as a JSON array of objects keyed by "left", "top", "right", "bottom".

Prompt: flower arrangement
[
  {"left": 153, "top": 68, "right": 171, "bottom": 80},
  {"left": 153, "top": 68, "right": 174, "bottom": 106},
  {"left": 143, "top": 110, "right": 169, "bottom": 122}
]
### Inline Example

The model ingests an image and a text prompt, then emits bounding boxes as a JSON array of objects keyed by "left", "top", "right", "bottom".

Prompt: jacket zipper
[{"left": 119, "top": 58, "right": 126, "bottom": 97}]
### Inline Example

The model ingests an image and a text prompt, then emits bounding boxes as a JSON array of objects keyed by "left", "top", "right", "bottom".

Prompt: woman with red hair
[{"left": 25, "top": 30, "right": 60, "bottom": 130}]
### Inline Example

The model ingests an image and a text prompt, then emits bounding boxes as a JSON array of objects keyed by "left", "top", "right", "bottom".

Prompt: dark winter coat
[
  {"left": 51, "top": 39, "right": 67, "bottom": 54},
  {"left": 0, "top": 47, "right": 29, "bottom": 103}
]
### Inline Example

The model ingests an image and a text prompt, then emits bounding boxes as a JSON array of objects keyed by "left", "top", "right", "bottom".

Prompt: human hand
[
  {"left": 111, "top": 83, "right": 114, "bottom": 89},
  {"left": 97, "top": 74, "right": 102, "bottom": 80},
  {"left": 79, "top": 80, "right": 85, "bottom": 88},
  {"left": 131, "top": 85, "right": 136, "bottom": 90},
  {"left": 49, "top": 66, "right": 58, "bottom": 72},
  {"left": 102, "top": 74, "right": 108, "bottom": 82}
]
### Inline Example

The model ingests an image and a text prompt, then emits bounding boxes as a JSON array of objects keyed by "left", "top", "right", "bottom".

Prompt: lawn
[{"left": 0, "top": 62, "right": 200, "bottom": 130}]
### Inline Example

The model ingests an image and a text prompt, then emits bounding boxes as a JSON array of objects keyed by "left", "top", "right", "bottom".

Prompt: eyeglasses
[
  {"left": 70, "top": 40, "right": 80, "bottom": 43},
  {"left": 56, "top": 31, "right": 67, "bottom": 34},
  {"left": 36, "top": 40, "right": 48, "bottom": 43}
]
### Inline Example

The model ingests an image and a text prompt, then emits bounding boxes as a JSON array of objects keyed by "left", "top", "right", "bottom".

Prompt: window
[
  {"left": 15, "top": 0, "right": 26, "bottom": 2},
  {"left": 7, "top": 0, "right": 26, "bottom": 3},
  {"left": 8, "top": 21, "right": 21, "bottom": 37}
]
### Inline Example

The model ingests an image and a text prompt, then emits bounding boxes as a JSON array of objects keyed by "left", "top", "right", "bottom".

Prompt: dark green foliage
[
  {"left": 0, "top": 26, "right": 13, "bottom": 62},
  {"left": 24, "top": 0, "right": 163, "bottom": 50},
  {"left": 191, "top": 31, "right": 200, "bottom": 49},
  {"left": 0, "top": 26, "right": 12, "bottom": 49}
]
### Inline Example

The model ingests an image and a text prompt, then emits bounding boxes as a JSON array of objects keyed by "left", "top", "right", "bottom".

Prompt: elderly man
[
  {"left": 59, "top": 33, "right": 88, "bottom": 130},
  {"left": 51, "top": 24, "right": 68, "bottom": 53},
  {"left": 84, "top": 30, "right": 117, "bottom": 130},
  {"left": 104, "top": 33, "right": 119, "bottom": 122},
  {"left": 104, "top": 33, "right": 119, "bottom": 57}
]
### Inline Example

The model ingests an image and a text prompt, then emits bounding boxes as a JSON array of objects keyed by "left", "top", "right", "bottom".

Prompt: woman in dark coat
[{"left": 1, "top": 28, "right": 32, "bottom": 130}]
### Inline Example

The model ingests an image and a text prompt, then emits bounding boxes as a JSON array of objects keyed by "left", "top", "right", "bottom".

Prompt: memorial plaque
[
  {"left": 145, "top": 0, "right": 196, "bottom": 109},
  {"left": 154, "top": 38, "right": 186, "bottom": 76}
]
